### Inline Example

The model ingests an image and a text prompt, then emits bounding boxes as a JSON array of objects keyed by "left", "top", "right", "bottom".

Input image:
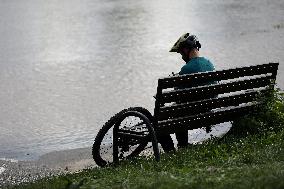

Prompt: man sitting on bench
[{"left": 160, "top": 33, "right": 215, "bottom": 152}]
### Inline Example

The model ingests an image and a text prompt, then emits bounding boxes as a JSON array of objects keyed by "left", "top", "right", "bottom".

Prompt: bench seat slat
[
  {"left": 158, "top": 63, "right": 278, "bottom": 89},
  {"left": 161, "top": 75, "right": 273, "bottom": 104},
  {"left": 158, "top": 89, "right": 269, "bottom": 121},
  {"left": 156, "top": 104, "right": 260, "bottom": 135}
]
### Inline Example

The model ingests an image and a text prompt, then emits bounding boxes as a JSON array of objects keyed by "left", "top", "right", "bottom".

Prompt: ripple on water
[{"left": 0, "top": 167, "right": 5, "bottom": 174}]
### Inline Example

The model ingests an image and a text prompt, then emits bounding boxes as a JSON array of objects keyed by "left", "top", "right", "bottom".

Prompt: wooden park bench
[{"left": 92, "top": 62, "right": 279, "bottom": 167}]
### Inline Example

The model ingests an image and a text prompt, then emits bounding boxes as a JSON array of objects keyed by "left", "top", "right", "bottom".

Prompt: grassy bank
[
  {"left": 7, "top": 90, "right": 284, "bottom": 189},
  {"left": 7, "top": 128, "right": 284, "bottom": 189}
]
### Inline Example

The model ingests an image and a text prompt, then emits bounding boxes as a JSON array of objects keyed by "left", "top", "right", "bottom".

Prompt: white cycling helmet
[{"left": 169, "top": 33, "right": 201, "bottom": 53}]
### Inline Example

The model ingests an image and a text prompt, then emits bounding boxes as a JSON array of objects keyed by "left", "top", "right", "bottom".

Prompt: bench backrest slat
[
  {"left": 160, "top": 75, "right": 273, "bottom": 104},
  {"left": 158, "top": 63, "right": 278, "bottom": 89},
  {"left": 156, "top": 104, "right": 260, "bottom": 135},
  {"left": 157, "top": 89, "right": 269, "bottom": 121}
]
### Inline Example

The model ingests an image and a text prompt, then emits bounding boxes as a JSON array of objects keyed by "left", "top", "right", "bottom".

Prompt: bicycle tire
[{"left": 92, "top": 107, "right": 153, "bottom": 167}]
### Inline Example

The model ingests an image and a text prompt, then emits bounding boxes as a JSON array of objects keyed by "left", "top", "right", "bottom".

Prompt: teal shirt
[
  {"left": 179, "top": 57, "right": 215, "bottom": 87},
  {"left": 179, "top": 57, "right": 215, "bottom": 75}
]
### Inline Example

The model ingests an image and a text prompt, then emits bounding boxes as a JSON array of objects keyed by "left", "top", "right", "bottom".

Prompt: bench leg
[{"left": 158, "top": 135, "right": 175, "bottom": 153}]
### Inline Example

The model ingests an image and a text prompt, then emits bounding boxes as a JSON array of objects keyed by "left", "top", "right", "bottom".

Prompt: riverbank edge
[{"left": 5, "top": 127, "right": 284, "bottom": 189}]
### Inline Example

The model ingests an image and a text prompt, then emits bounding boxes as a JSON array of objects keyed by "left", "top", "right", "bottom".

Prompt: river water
[{"left": 0, "top": 0, "right": 283, "bottom": 160}]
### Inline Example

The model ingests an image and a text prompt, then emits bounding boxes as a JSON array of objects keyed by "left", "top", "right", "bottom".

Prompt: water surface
[{"left": 0, "top": 0, "right": 283, "bottom": 160}]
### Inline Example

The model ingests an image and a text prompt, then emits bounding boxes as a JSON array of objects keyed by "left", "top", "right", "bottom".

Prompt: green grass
[
  {"left": 7, "top": 89, "right": 284, "bottom": 189},
  {"left": 7, "top": 128, "right": 284, "bottom": 189}
]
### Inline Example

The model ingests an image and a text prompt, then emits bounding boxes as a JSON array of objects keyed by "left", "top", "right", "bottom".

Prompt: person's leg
[
  {"left": 157, "top": 134, "right": 175, "bottom": 152},
  {"left": 175, "top": 130, "right": 188, "bottom": 148}
]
